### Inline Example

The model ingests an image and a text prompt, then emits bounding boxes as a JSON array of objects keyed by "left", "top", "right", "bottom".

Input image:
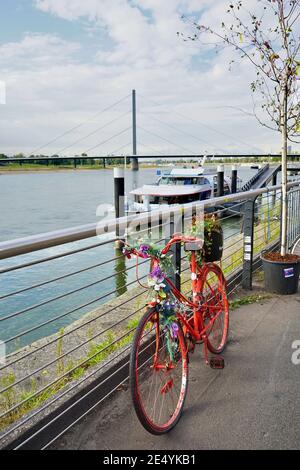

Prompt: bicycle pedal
[{"left": 209, "top": 356, "right": 225, "bottom": 370}]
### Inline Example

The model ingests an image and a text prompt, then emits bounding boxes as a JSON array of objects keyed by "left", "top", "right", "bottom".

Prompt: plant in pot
[
  {"left": 181, "top": 0, "right": 300, "bottom": 294},
  {"left": 190, "top": 214, "right": 223, "bottom": 263}
]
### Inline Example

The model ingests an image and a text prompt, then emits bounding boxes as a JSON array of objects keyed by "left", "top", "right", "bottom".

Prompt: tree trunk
[{"left": 280, "top": 85, "right": 288, "bottom": 257}]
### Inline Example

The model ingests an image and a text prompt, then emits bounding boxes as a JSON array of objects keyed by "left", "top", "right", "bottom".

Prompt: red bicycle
[{"left": 125, "top": 234, "right": 229, "bottom": 435}]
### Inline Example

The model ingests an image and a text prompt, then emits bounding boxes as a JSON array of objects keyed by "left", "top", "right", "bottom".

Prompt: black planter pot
[
  {"left": 261, "top": 255, "right": 300, "bottom": 295},
  {"left": 203, "top": 227, "right": 223, "bottom": 262}
]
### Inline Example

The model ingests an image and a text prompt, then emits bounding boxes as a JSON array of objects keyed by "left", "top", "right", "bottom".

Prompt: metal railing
[
  {"left": 0, "top": 180, "right": 300, "bottom": 450},
  {"left": 240, "top": 164, "right": 269, "bottom": 191}
]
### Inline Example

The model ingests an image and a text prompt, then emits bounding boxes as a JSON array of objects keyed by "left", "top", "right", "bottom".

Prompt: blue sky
[
  {"left": 0, "top": 0, "right": 283, "bottom": 155},
  {"left": 0, "top": 0, "right": 108, "bottom": 60}
]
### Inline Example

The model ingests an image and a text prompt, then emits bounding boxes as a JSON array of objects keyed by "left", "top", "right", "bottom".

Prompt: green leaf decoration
[
  {"left": 159, "top": 289, "right": 167, "bottom": 299},
  {"left": 296, "top": 122, "right": 300, "bottom": 133},
  {"left": 239, "top": 33, "right": 243, "bottom": 43},
  {"left": 296, "top": 65, "right": 300, "bottom": 76}
]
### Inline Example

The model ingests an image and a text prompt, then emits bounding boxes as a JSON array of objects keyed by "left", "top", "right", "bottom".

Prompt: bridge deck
[{"left": 52, "top": 286, "right": 300, "bottom": 450}]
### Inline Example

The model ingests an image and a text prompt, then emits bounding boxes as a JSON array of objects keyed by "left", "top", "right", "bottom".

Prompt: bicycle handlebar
[{"left": 123, "top": 234, "right": 204, "bottom": 259}]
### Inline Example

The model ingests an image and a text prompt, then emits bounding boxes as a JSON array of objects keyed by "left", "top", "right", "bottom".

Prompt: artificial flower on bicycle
[{"left": 122, "top": 238, "right": 180, "bottom": 354}]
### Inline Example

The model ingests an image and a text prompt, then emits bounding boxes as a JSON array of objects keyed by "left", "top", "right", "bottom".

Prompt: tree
[{"left": 180, "top": 0, "right": 300, "bottom": 256}]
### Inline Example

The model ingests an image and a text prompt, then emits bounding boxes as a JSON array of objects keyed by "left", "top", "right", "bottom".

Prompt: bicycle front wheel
[
  {"left": 130, "top": 307, "right": 188, "bottom": 435},
  {"left": 198, "top": 263, "right": 229, "bottom": 354}
]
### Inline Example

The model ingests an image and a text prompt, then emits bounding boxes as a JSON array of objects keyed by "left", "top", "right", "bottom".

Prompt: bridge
[{"left": 0, "top": 154, "right": 299, "bottom": 167}]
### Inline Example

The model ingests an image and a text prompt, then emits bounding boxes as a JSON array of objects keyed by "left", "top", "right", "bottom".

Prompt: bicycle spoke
[{"left": 131, "top": 308, "right": 188, "bottom": 432}]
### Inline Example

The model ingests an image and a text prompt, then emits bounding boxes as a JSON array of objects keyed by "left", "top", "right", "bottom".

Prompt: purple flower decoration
[
  {"left": 139, "top": 244, "right": 150, "bottom": 258},
  {"left": 170, "top": 322, "right": 179, "bottom": 339},
  {"left": 150, "top": 265, "right": 164, "bottom": 283}
]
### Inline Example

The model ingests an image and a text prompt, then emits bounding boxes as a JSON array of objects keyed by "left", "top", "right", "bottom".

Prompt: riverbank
[
  {"left": 0, "top": 165, "right": 107, "bottom": 174},
  {"left": 0, "top": 164, "right": 160, "bottom": 174},
  {"left": 0, "top": 160, "right": 282, "bottom": 174}
]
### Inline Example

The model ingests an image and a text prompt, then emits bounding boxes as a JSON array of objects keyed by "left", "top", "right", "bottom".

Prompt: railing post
[
  {"left": 217, "top": 164, "right": 224, "bottom": 197},
  {"left": 169, "top": 212, "right": 181, "bottom": 291},
  {"left": 114, "top": 168, "right": 125, "bottom": 246},
  {"left": 231, "top": 164, "right": 237, "bottom": 194},
  {"left": 242, "top": 198, "right": 255, "bottom": 290}
]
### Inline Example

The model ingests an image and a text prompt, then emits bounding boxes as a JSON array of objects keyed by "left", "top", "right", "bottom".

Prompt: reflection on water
[{"left": 114, "top": 248, "right": 127, "bottom": 297}]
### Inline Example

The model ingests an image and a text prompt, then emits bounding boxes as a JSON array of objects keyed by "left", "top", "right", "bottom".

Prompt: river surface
[{"left": 0, "top": 166, "right": 256, "bottom": 352}]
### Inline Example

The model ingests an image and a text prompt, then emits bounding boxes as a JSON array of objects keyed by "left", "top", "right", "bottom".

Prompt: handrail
[
  {"left": 240, "top": 164, "right": 269, "bottom": 191},
  {"left": 0, "top": 180, "right": 299, "bottom": 261}
]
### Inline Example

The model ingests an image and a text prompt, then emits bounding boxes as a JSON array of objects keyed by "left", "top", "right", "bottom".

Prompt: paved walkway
[{"left": 52, "top": 287, "right": 300, "bottom": 450}]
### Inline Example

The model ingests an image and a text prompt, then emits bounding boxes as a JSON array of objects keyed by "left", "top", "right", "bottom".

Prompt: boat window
[
  {"left": 149, "top": 194, "right": 202, "bottom": 204},
  {"left": 159, "top": 177, "right": 201, "bottom": 186},
  {"left": 159, "top": 177, "right": 171, "bottom": 184}
]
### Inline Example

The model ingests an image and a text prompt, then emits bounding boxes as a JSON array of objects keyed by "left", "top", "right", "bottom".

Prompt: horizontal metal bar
[
  {"left": 1, "top": 181, "right": 299, "bottom": 261},
  {"left": 4, "top": 271, "right": 148, "bottom": 344},
  {"left": 0, "top": 301, "right": 145, "bottom": 397},
  {"left": 1, "top": 154, "right": 299, "bottom": 164},
  {"left": 40, "top": 374, "right": 130, "bottom": 450},
  {"left": 0, "top": 320, "right": 139, "bottom": 420},
  {"left": 0, "top": 288, "right": 147, "bottom": 372},
  {"left": 0, "top": 238, "right": 117, "bottom": 274},
  {"left": 0, "top": 341, "right": 132, "bottom": 445},
  {"left": 0, "top": 252, "right": 127, "bottom": 300}
]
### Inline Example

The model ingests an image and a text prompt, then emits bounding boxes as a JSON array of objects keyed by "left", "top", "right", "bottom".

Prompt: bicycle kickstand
[{"left": 203, "top": 335, "right": 225, "bottom": 370}]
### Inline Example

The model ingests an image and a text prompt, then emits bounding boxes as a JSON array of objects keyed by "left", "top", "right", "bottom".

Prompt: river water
[{"left": 0, "top": 166, "right": 256, "bottom": 352}]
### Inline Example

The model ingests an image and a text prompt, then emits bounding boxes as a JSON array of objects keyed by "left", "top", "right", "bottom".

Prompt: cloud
[{"left": 0, "top": 0, "right": 283, "bottom": 155}]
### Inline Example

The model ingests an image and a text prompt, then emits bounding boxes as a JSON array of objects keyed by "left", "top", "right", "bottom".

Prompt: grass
[
  {"left": 0, "top": 315, "right": 141, "bottom": 432},
  {"left": 229, "top": 292, "right": 271, "bottom": 310}
]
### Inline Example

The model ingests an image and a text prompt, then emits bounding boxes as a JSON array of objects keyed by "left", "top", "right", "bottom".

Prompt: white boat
[{"left": 127, "top": 168, "right": 233, "bottom": 214}]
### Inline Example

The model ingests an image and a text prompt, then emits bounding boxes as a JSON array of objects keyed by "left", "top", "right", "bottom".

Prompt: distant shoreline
[
  {"left": 0, "top": 166, "right": 107, "bottom": 175},
  {"left": 0, "top": 161, "right": 272, "bottom": 175}
]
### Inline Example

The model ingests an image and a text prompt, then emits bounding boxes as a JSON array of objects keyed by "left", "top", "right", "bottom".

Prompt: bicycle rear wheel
[
  {"left": 198, "top": 263, "right": 229, "bottom": 354},
  {"left": 130, "top": 307, "right": 188, "bottom": 435}
]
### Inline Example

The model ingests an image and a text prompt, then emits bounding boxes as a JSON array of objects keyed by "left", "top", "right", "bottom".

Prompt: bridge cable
[
  {"left": 138, "top": 141, "right": 165, "bottom": 156},
  {"left": 56, "top": 110, "right": 131, "bottom": 155},
  {"left": 139, "top": 93, "right": 262, "bottom": 154},
  {"left": 84, "top": 127, "right": 131, "bottom": 154},
  {"left": 137, "top": 125, "right": 198, "bottom": 156},
  {"left": 28, "top": 94, "right": 131, "bottom": 156},
  {"left": 140, "top": 111, "right": 226, "bottom": 153}
]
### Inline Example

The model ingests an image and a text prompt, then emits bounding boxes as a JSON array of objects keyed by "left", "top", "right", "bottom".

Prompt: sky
[{"left": 0, "top": 0, "right": 292, "bottom": 156}]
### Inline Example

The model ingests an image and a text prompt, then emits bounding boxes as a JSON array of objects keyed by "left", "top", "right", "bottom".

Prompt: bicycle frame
[
  {"left": 129, "top": 234, "right": 226, "bottom": 364},
  {"left": 151, "top": 254, "right": 225, "bottom": 364}
]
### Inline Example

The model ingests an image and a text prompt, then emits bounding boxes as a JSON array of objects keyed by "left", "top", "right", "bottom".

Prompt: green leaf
[
  {"left": 239, "top": 33, "right": 243, "bottom": 43},
  {"left": 296, "top": 122, "right": 300, "bottom": 133},
  {"left": 296, "top": 65, "right": 300, "bottom": 76},
  {"left": 159, "top": 289, "right": 167, "bottom": 299}
]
